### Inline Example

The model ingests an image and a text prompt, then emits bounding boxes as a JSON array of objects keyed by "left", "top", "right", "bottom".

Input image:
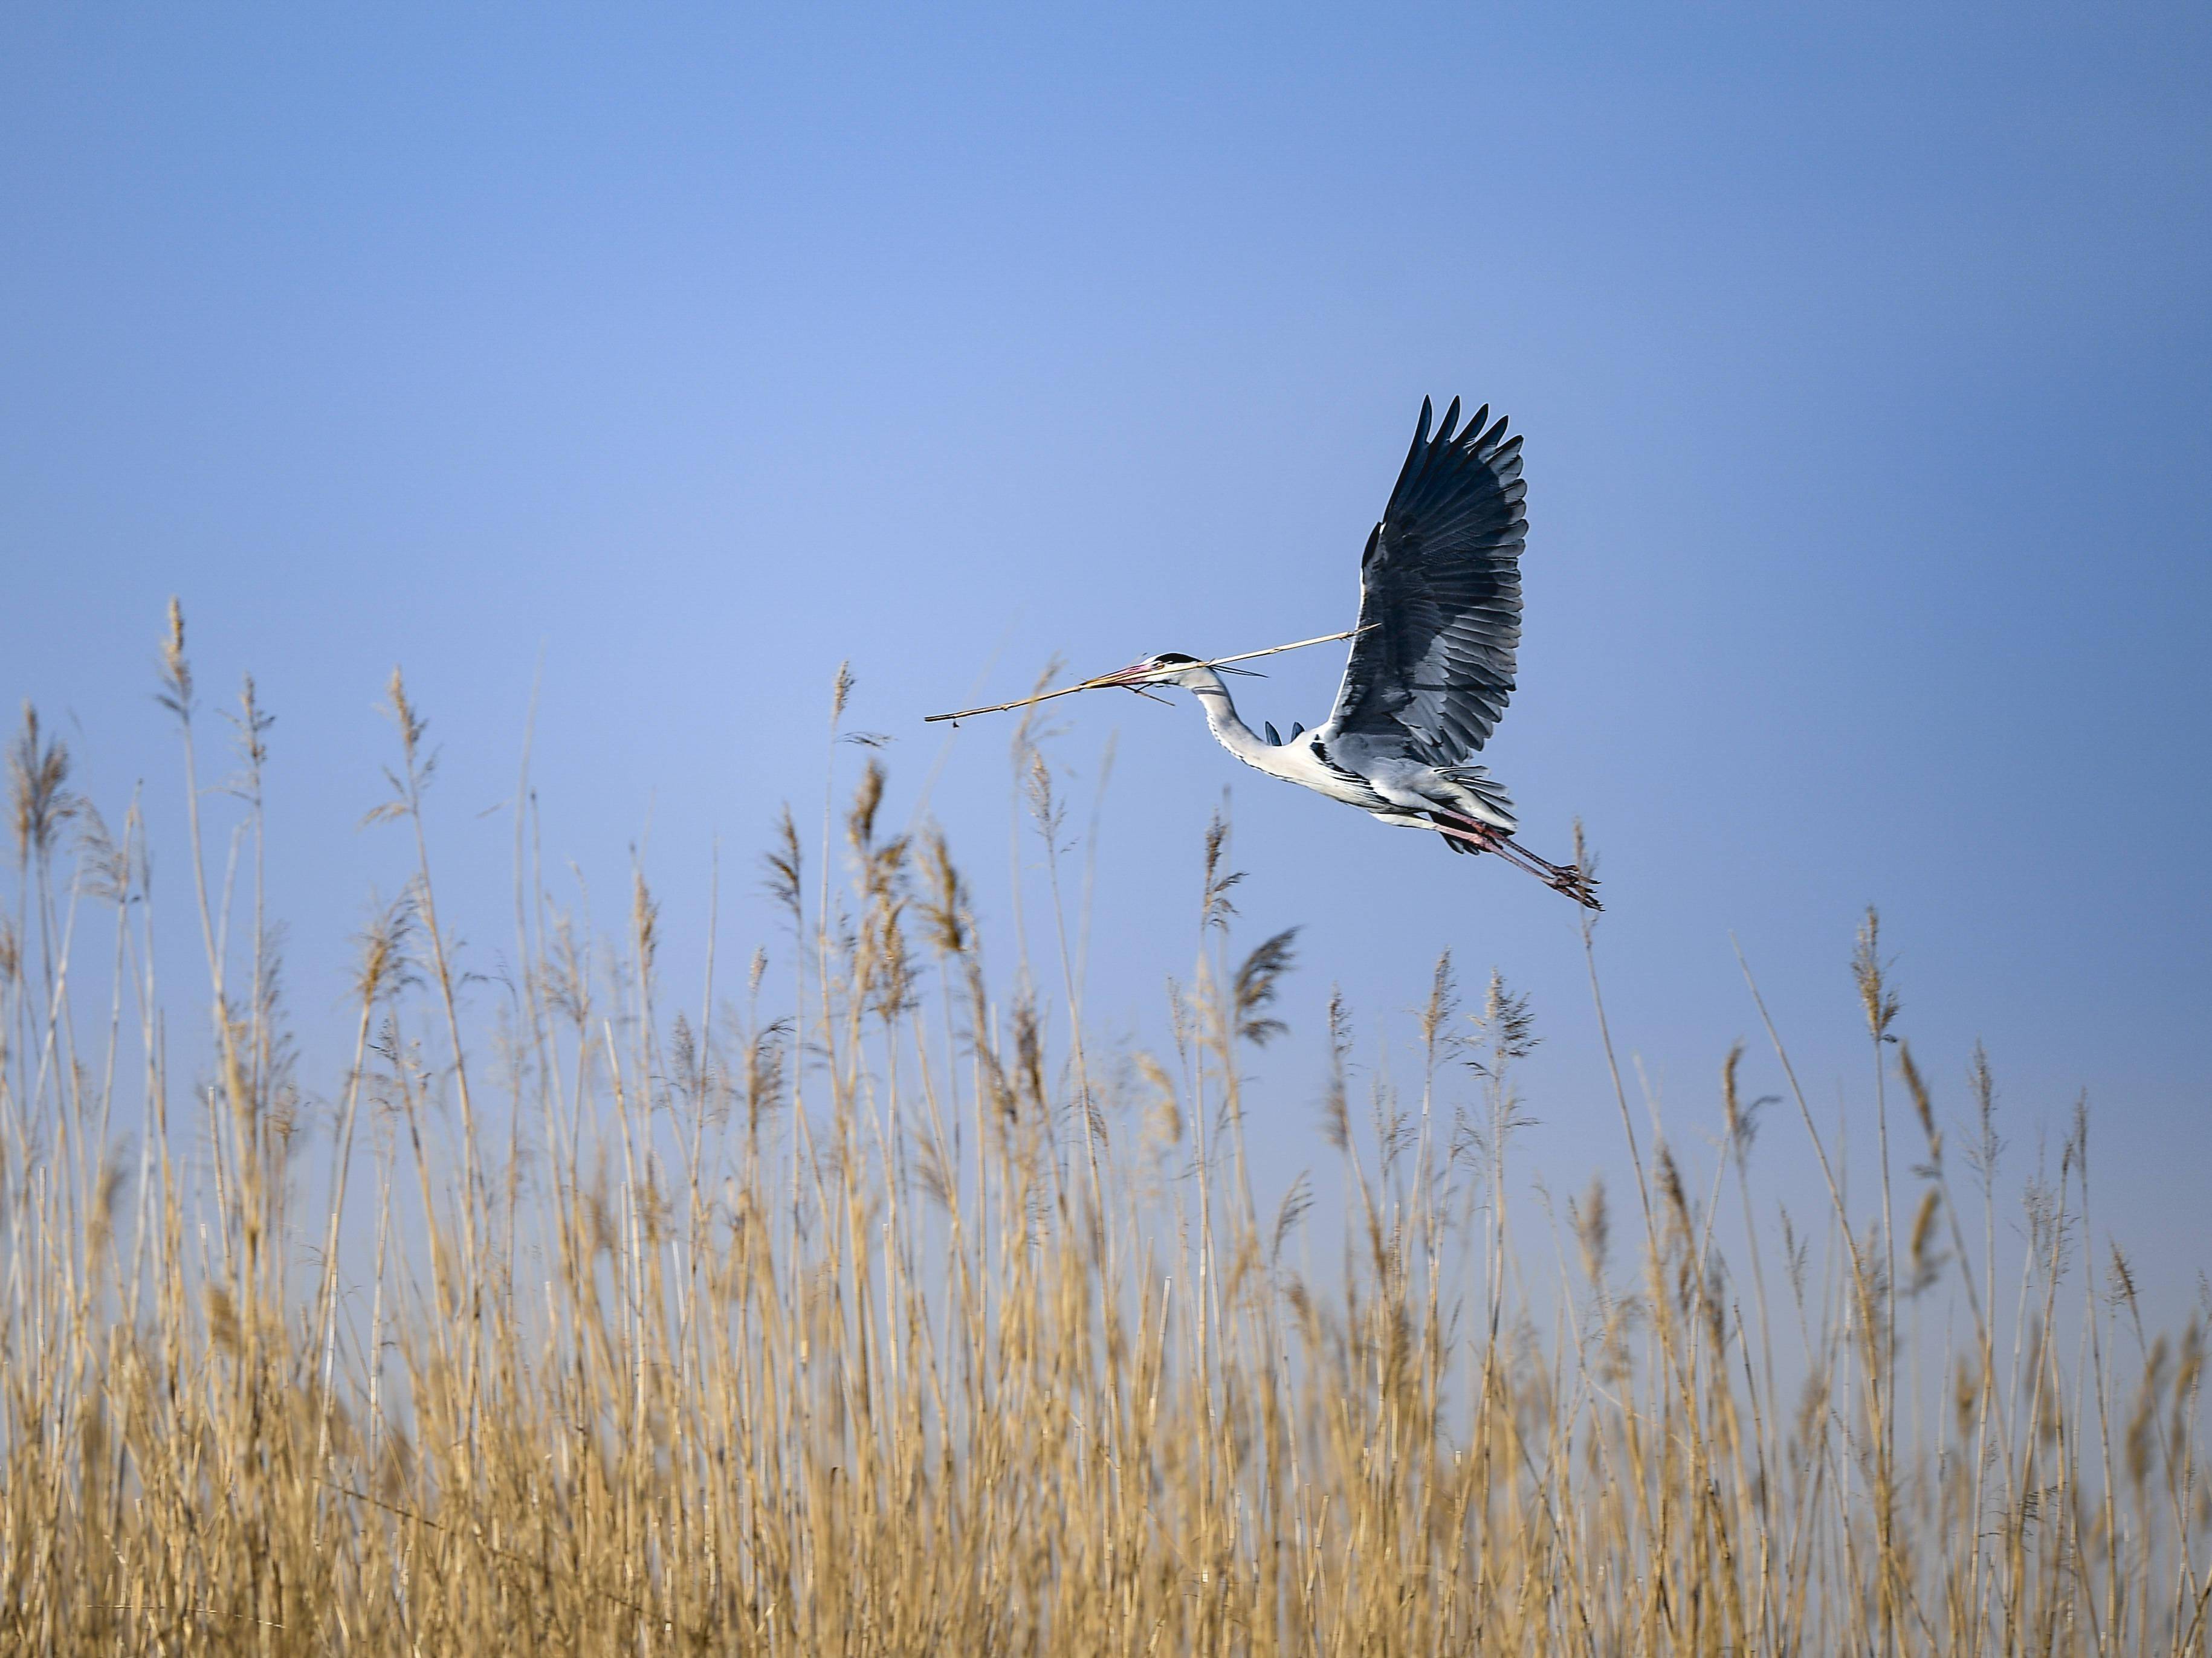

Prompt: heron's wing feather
[{"left": 1321, "top": 396, "right": 1525, "bottom": 764}]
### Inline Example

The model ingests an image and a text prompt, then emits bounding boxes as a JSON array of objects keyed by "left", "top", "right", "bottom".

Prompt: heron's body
[
  {"left": 1095, "top": 395, "right": 1599, "bottom": 908},
  {"left": 1179, "top": 673, "right": 1512, "bottom": 826}
]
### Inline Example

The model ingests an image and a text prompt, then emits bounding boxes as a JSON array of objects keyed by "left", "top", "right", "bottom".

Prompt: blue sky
[{"left": 5, "top": 6, "right": 2208, "bottom": 1311}]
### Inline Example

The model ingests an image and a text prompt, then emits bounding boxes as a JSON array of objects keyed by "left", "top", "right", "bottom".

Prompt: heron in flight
[{"left": 1090, "top": 396, "right": 1600, "bottom": 908}]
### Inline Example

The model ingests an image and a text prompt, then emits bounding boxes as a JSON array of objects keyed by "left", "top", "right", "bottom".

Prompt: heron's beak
[{"left": 1082, "top": 659, "right": 1168, "bottom": 689}]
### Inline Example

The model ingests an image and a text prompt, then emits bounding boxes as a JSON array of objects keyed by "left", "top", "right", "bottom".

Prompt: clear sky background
[{"left": 5, "top": 7, "right": 2208, "bottom": 1315}]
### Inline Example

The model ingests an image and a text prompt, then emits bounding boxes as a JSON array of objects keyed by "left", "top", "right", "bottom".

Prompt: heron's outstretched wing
[{"left": 1319, "top": 396, "right": 1525, "bottom": 766}]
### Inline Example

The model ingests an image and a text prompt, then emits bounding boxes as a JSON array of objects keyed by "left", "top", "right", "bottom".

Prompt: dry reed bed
[{"left": 1, "top": 608, "right": 2205, "bottom": 1654}]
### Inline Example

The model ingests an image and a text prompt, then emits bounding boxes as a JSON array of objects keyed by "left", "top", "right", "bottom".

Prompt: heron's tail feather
[{"left": 1431, "top": 764, "right": 1516, "bottom": 832}]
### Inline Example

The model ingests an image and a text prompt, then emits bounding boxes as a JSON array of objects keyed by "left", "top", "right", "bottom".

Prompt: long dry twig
[{"left": 922, "top": 626, "right": 1372, "bottom": 723}]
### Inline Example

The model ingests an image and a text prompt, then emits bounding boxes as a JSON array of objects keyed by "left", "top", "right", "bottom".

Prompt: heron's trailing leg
[{"left": 1431, "top": 818, "right": 1603, "bottom": 910}]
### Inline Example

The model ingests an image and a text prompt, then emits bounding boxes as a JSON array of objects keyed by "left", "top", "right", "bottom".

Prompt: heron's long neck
[{"left": 1187, "top": 671, "right": 1270, "bottom": 765}]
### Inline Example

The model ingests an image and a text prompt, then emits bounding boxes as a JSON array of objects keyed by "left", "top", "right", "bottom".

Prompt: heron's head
[{"left": 1085, "top": 651, "right": 1210, "bottom": 691}]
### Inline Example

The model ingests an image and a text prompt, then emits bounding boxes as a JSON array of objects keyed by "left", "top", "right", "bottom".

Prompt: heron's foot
[{"left": 1544, "top": 864, "right": 1603, "bottom": 911}]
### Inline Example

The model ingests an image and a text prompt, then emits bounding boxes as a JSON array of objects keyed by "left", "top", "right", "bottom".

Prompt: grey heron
[{"left": 1090, "top": 396, "right": 1600, "bottom": 909}]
